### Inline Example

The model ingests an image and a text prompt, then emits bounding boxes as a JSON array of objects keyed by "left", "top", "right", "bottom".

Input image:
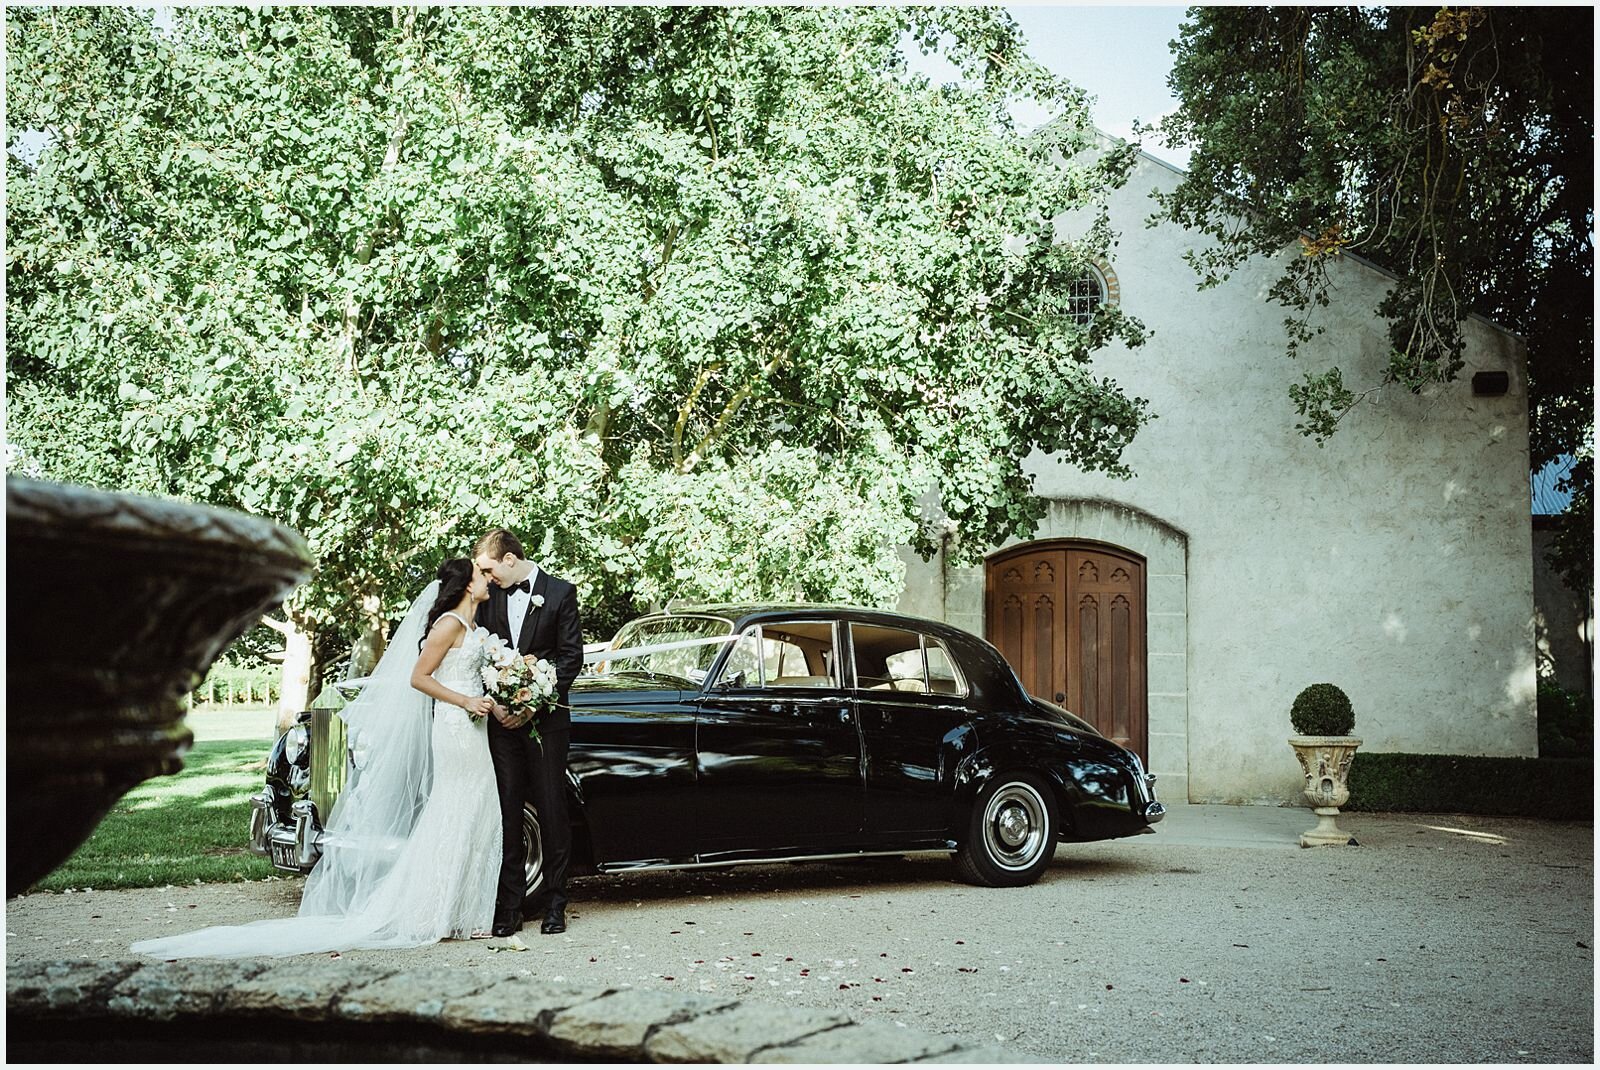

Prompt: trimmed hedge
[
  {"left": 1538, "top": 679, "right": 1592, "bottom": 758},
  {"left": 1346, "top": 752, "right": 1592, "bottom": 820}
]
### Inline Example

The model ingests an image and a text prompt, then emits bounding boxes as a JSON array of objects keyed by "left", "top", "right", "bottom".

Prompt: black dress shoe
[
  {"left": 539, "top": 907, "right": 566, "bottom": 935},
  {"left": 491, "top": 913, "right": 522, "bottom": 938}
]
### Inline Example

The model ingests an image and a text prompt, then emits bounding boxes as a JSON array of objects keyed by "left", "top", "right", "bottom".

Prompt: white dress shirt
[{"left": 507, "top": 564, "right": 540, "bottom": 649}]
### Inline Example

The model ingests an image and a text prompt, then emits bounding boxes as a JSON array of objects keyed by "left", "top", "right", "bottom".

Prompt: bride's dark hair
[{"left": 421, "top": 558, "right": 475, "bottom": 649}]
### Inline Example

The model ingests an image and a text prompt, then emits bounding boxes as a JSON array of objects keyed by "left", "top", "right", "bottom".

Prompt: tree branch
[
  {"left": 682, "top": 348, "right": 790, "bottom": 472},
  {"left": 673, "top": 362, "right": 718, "bottom": 469},
  {"left": 643, "top": 222, "right": 678, "bottom": 302},
  {"left": 339, "top": 7, "right": 415, "bottom": 383}
]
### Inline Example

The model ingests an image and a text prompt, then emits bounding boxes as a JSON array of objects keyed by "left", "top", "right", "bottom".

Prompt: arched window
[{"left": 1066, "top": 263, "right": 1108, "bottom": 326}]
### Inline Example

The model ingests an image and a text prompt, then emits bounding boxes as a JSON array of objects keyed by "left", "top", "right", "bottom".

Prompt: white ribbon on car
[
  {"left": 582, "top": 633, "right": 740, "bottom": 666},
  {"left": 337, "top": 634, "right": 739, "bottom": 694}
]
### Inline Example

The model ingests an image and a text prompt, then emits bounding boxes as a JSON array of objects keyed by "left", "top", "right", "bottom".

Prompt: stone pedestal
[
  {"left": 6, "top": 477, "right": 312, "bottom": 893},
  {"left": 1287, "top": 735, "right": 1362, "bottom": 847}
]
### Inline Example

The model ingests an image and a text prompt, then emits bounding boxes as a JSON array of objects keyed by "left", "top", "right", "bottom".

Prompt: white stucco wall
[{"left": 902, "top": 152, "right": 1537, "bottom": 804}]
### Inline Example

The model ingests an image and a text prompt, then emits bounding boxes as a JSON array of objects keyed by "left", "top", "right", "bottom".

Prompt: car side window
[
  {"left": 924, "top": 637, "right": 968, "bottom": 697},
  {"left": 850, "top": 624, "right": 969, "bottom": 698},
  {"left": 714, "top": 622, "right": 839, "bottom": 689},
  {"left": 851, "top": 624, "right": 923, "bottom": 691}
]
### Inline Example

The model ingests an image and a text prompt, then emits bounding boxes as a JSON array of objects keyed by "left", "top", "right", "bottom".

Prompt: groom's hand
[{"left": 491, "top": 703, "right": 516, "bottom": 728}]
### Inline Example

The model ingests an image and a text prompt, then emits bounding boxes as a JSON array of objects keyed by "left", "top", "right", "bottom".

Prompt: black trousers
[{"left": 487, "top": 707, "right": 570, "bottom": 919}]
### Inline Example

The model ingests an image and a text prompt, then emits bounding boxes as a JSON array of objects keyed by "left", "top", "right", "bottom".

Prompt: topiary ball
[{"left": 1290, "top": 683, "right": 1355, "bottom": 736}]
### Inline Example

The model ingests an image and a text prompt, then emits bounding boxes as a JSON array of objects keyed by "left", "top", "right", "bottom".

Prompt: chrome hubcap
[
  {"left": 983, "top": 783, "right": 1048, "bottom": 871},
  {"left": 997, "top": 806, "right": 1030, "bottom": 847}
]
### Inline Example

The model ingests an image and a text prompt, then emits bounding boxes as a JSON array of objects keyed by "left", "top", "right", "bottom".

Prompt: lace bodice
[
  {"left": 435, "top": 645, "right": 486, "bottom": 698},
  {"left": 432, "top": 613, "right": 492, "bottom": 706}
]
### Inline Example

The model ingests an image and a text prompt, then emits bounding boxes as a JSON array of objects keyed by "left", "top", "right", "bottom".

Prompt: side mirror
[{"left": 714, "top": 670, "right": 746, "bottom": 691}]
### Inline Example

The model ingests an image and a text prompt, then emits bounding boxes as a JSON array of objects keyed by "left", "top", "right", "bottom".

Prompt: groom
[{"left": 472, "top": 527, "right": 584, "bottom": 936}]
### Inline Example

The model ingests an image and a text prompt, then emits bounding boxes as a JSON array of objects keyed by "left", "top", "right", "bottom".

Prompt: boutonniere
[{"left": 530, "top": 594, "right": 545, "bottom": 610}]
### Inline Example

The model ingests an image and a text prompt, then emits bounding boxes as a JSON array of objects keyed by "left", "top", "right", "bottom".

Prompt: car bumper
[
  {"left": 1128, "top": 754, "right": 1165, "bottom": 824},
  {"left": 248, "top": 791, "right": 324, "bottom": 872}
]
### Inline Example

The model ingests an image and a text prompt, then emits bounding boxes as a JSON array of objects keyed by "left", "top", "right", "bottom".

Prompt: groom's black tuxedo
[
  {"left": 476, "top": 566, "right": 583, "bottom": 924},
  {"left": 478, "top": 568, "right": 584, "bottom": 703}
]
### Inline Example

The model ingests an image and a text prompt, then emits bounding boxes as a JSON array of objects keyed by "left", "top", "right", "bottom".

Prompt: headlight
[{"left": 284, "top": 725, "right": 308, "bottom": 765}]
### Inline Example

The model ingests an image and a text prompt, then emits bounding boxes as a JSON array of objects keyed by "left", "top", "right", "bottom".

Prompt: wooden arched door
[{"left": 985, "top": 542, "right": 1147, "bottom": 760}]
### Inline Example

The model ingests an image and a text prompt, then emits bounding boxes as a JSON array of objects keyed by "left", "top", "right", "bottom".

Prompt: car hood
[{"left": 570, "top": 675, "right": 688, "bottom": 706}]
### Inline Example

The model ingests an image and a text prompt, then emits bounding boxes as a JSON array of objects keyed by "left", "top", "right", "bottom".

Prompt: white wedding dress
[{"left": 132, "top": 599, "right": 502, "bottom": 959}]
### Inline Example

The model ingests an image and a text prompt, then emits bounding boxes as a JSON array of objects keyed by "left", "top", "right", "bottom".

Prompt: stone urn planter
[
  {"left": 6, "top": 477, "right": 312, "bottom": 894},
  {"left": 1287, "top": 683, "right": 1361, "bottom": 848}
]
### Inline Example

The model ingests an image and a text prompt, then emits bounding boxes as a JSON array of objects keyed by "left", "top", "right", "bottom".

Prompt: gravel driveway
[{"left": 8, "top": 807, "right": 1591, "bottom": 1063}]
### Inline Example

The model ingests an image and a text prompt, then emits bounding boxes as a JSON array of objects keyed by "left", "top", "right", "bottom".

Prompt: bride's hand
[{"left": 463, "top": 696, "right": 495, "bottom": 718}]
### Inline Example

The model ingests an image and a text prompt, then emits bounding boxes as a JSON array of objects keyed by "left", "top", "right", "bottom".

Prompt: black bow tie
[{"left": 509, "top": 579, "right": 532, "bottom": 595}]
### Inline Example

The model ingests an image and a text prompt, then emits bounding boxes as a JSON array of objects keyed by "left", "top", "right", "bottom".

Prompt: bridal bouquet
[{"left": 480, "top": 637, "right": 557, "bottom": 740}]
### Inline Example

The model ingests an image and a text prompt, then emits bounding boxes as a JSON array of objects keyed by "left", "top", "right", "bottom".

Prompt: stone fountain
[{"left": 6, "top": 476, "right": 313, "bottom": 894}]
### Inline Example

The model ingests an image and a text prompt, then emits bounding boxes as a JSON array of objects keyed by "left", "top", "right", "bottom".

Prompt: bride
[{"left": 132, "top": 558, "right": 504, "bottom": 958}]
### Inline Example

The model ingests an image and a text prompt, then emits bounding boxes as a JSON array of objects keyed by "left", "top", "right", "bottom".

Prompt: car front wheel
[
  {"left": 953, "top": 772, "right": 1057, "bottom": 887},
  {"left": 519, "top": 802, "right": 545, "bottom": 909}
]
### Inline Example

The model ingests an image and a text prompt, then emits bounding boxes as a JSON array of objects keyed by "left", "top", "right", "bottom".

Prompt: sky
[
  {"left": 901, "top": 5, "right": 1192, "bottom": 169},
  {"left": 1006, "top": 5, "right": 1190, "bottom": 166}
]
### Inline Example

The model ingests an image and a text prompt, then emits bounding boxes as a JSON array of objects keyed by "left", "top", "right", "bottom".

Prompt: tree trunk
[
  {"left": 347, "top": 593, "right": 388, "bottom": 679},
  {"left": 276, "top": 620, "right": 314, "bottom": 732}
]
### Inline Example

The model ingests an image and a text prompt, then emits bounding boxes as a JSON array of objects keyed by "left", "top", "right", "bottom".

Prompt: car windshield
[{"left": 602, "top": 614, "right": 736, "bottom": 685}]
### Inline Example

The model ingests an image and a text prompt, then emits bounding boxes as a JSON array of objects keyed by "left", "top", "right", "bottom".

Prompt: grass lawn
[{"left": 30, "top": 739, "right": 301, "bottom": 892}]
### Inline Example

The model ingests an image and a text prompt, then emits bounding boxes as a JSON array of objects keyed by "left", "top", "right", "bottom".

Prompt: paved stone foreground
[
  {"left": 7, "top": 958, "right": 1032, "bottom": 1063},
  {"left": 7, "top": 807, "right": 1593, "bottom": 1063}
]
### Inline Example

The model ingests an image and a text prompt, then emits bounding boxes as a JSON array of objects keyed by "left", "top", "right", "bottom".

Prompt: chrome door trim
[{"left": 595, "top": 846, "right": 953, "bottom": 874}]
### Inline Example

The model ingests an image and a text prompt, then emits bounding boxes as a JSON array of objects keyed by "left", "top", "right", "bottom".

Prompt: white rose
[{"left": 531, "top": 594, "right": 545, "bottom": 608}]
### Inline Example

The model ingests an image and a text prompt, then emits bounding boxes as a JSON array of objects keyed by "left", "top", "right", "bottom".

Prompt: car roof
[{"left": 630, "top": 603, "right": 1024, "bottom": 704}]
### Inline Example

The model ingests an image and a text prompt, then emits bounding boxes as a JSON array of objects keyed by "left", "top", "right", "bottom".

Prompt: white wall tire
[{"left": 953, "top": 772, "right": 1057, "bottom": 887}]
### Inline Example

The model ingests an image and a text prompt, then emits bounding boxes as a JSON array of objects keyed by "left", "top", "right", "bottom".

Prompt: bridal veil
[{"left": 132, "top": 582, "right": 441, "bottom": 959}]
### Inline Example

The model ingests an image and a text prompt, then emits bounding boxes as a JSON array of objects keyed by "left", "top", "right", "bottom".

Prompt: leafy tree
[
  {"left": 7, "top": 6, "right": 1149, "bottom": 713},
  {"left": 1155, "top": 6, "right": 1592, "bottom": 583}
]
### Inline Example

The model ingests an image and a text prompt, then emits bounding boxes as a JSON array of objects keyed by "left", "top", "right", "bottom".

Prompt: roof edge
[{"left": 1060, "top": 124, "right": 1527, "bottom": 345}]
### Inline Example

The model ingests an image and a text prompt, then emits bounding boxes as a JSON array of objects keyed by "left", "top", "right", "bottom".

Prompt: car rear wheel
[{"left": 953, "top": 772, "right": 1057, "bottom": 887}]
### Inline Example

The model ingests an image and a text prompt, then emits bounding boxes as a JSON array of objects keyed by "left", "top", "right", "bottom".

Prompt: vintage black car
[{"left": 250, "top": 604, "right": 1163, "bottom": 898}]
